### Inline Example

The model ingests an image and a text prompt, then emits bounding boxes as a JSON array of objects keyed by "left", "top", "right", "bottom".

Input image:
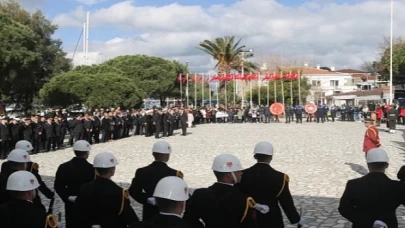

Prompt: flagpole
[
  {"left": 298, "top": 71, "right": 302, "bottom": 104},
  {"left": 180, "top": 73, "right": 183, "bottom": 107},
  {"left": 224, "top": 73, "right": 227, "bottom": 109},
  {"left": 233, "top": 73, "right": 236, "bottom": 107},
  {"left": 274, "top": 71, "right": 277, "bottom": 102},
  {"left": 194, "top": 74, "right": 197, "bottom": 107},
  {"left": 281, "top": 72, "right": 285, "bottom": 105},
  {"left": 250, "top": 73, "right": 253, "bottom": 106},
  {"left": 186, "top": 73, "right": 189, "bottom": 108},
  {"left": 389, "top": 0, "right": 393, "bottom": 104},
  {"left": 202, "top": 74, "right": 204, "bottom": 107},
  {"left": 216, "top": 77, "right": 219, "bottom": 108},
  {"left": 290, "top": 71, "right": 293, "bottom": 106},
  {"left": 266, "top": 74, "right": 269, "bottom": 106},
  {"left": 258, "top": 73, "right": 261, "bottom": 105},
  {"left": 209, "top": 74, "right": 212, "bottom": 107}
]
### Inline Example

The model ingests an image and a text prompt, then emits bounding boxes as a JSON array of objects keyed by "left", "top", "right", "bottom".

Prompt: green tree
[
  {"left": 104, "top": 55, "right": 188, "bottom": 105},
  {"left": 373, "top": 37, "right": 405, "bottom": 84},
  {"left": 0, "top": 0, "right": 71, "bottom": 111},
  {"left": 39, "top": 71, "right": 141, "bottom": 108},
  {"left": 198, "top": 36, "right": 259, "bottom": 74}
]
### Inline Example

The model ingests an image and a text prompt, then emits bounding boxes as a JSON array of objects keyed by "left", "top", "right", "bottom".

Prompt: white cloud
[
  {"left": 0, "top": 0, "right": 46, "bottom": 10},
  {"left": 75, "top": 0, "right": 106, "bottom": 6},
  {"left": 53, "top": 0, "right": 405, "bottom": 71}
]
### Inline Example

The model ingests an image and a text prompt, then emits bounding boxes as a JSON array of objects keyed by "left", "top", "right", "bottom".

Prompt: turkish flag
[
  {"left": 177, "top": 74, "right": 182, "bottom": 82},
  {"left": 182, "top": 74, "right": 188, "bottom": 83}
]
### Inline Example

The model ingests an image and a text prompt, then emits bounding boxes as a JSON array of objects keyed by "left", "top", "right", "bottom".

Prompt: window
[
  {"left": 330, "top": 80, "right": 339, "bottom": 87},
  {"left": 312, "top": 80, "right": 321, "bottom": 86}
]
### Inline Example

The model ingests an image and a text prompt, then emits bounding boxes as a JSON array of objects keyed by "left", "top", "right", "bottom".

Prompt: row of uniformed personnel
[
  {"left": 0, "top": 139, "right": 303, "bottom": 228},
  {"left": 2, "top": 139, "right": 404, "bottom": 228}
]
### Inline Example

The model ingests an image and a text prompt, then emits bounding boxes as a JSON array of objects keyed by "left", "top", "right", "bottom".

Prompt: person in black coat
[
  {"left": 153, "top": 110, "right": 163, "bottom": 139},
  {"left": 180, "top": 109, "right": 188, "bottom": 136},
  {"left": 167, "top": 110, "right": 175, "bottom": 136},
  {"left": 129, "top": 141, "right": 183, "bottom": 221},
  {"left": 92, "top": 112, "right": 101, "bottom": 143},
  {"left": 76, "top": 152, "right": 138, "bottom": 228},
  {"left": 71, "top": 116, "right": 84, "bottom": 142},
  {"left": 130, "top": 176, "right": 190, "bottom": 228},
  {"left": 338, "top": 148, "right": 405, "bottom": 228},
  {"left": 43, "top": 117, "right": 55, "bottom": 152},
  {"left": 162, "top": 109, "right": 169, "bottom": 137},
  {"left": 0, "top": 171, "right": 59, "bottom": 228},
  {"left": 235, "top": 141, "right": 302, "bottom": 228},
  {"left": 0, "top": 116, "right": 10, "bottom": 159},
  {"left": 54, "top": 140, "right": 95, "bottom": 228}
]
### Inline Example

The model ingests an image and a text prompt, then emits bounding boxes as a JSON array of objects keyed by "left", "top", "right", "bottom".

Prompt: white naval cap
[
  {"left": 253, "top": 141, "right": 274, "bottom": 155},
  {"left": 367, "top": 148, "right": 389, "bottom": 163}
]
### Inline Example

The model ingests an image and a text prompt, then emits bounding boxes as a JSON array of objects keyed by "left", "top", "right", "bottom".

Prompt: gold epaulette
[
  {"left": 118, "top": 189, "right": 129, "bottom": 215},
  {"left": 240, "top": 197, "right": 256, "bottom": 223},
  {"left": 176, "top": 170, "right": 184, "bottom": 178},
  {"left": 45, "top": 214, "right": 57, "bottom": 228},
  {"left": 276, "top": 174, "right": 289, "bottom": 198},
  {"left": 31, "top": 162, "right": 39, "bottom": 173}
]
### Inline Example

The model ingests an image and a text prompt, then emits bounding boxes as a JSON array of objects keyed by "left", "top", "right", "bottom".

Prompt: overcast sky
[{"left": 9, "top": 0, "right": 405, "bottom": 72}]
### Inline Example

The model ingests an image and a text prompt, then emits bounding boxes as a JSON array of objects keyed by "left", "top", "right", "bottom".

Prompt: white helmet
[
  {"left": 73, "top": 140, "right": 91, "bottom": 152},
  {"left": 153, "top": 176, "right": 189, "bottom": 201},
  {"left": 6, "top": 171, "right": 40, "bottom": 191},
  {"left": 93, "top": 152, "right": 118, "bottom": 168},
  {"left": 7, "top": 149, "right": 31, "bottom": 163},
  {"left": 253, "top": 141, "right": 274, "bottom": 155},
  {"left": 15, "top": 140, "right": 33, "bottom": 152},
  {"left": 152, "top": 141, "right": 172, "bottom": 154},
  {"left": 367, "top": 148, "right": 389, "bottom": 163},
  {"left": 212, "top": 154, "right": 243, "bottom": 172}
]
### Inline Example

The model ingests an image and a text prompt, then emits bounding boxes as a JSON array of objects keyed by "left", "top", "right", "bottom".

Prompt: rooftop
[{"left": 335, "top": 69, "right": 368, "bottom": 74}]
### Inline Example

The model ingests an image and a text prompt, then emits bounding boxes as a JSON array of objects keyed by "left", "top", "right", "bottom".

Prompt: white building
[{"left": 302, "top": 67, "right": 357, "bottom": 104}]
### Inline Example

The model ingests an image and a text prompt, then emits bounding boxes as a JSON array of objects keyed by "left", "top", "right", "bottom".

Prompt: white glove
[
  {"left": 373, "top": 220, "right": 388, "bottom": 228},
  {"left": 53, "top": 192, "right": 59, "bottom": 199},
  {"left": 68, "top": 196, "right": 77, "bottom": 202},
  {"left": 298, "top": 217, "right": 305, "bottom": 225},
  {"left": 254, "top": 203, "right": 269, "bottom": 214},
  {"left": 147, "top": 197, "right": 156, "bottom": 206}
]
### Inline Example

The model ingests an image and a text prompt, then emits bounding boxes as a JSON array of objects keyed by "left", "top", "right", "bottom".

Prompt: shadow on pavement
[
  {"left": 344, "top": 162, "right": 368, "bottom": 176},
  {"left": 36, "top": 176, "right": 405, "bottom": 228}
]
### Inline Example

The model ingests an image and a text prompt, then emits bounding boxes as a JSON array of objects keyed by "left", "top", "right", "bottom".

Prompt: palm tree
[{"left": 198, "top": 36, "right": 246, "bottom": 74}]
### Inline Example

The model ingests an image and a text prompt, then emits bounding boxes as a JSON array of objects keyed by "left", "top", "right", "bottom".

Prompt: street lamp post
[
  {"left": 186, "top": 61, "right": 189, "bottom": 108},
  {"left": 389, "top": 0, "right": 394, "bottom": 104}
]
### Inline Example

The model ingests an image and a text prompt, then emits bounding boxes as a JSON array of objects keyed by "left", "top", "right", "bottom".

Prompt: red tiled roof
[
  {"left": 302, "top": 68, "right": 343, "bottom": 75},
  {"left": 326, "top": 86, "right": 392, "bottom": 99},
  {"left": 352, "top": 73, "right": 377, "bottom": 80},
  {"left": 336, "top": 69, "right": 367, "bottom": 74}
]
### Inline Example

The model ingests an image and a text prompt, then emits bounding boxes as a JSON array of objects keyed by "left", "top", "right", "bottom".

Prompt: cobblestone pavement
[{"left": 2, "top": 121, "right": 405, "bottom": 227}]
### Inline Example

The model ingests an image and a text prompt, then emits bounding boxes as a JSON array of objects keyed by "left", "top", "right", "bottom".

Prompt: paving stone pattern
[{"left": 2, "top": 121, "right": 405, "bottom": 227}]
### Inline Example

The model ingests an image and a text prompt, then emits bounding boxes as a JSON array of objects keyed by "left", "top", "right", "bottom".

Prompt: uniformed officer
[
  {"left": 0, "top": 171, "right": 59, "bottom": 228},
  {"left": 0, "top": 140, "right": 55, "bottom": 208},
  {"left": 76, "top": 152, "right": 139, "bottom": 227},
  {"left": 54, "top": 140, "right": 95, "bottom": 228},
  {"left": 338, "top": 148, "right": 405, "bottom": 228},
  {"left": 294, "top": 105, "right": 304, "bottom": 123},
  {"left": 129, "top": 141, "right": 184, "bottom": 221},
  {"left": 183, "top": 154, "right": 267, "bottom": 228},
  {"left": 236, "top": 141, "right": 303, "bottom": 228},
  {"left": 131, "top": 176, "right": 190, "bottom": 228},
  {"left": 285, "top": 105, "right": 293, "bottom": 124},
  {"left": 388, "top": 103, "right": 397, "bottom": 133},
  {"left": 0, "top": 149, "right": 36, "bottom": 206}
]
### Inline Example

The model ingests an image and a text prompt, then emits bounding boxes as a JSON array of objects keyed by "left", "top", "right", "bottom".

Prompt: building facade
[{"left": 302, "top": 67, "right": 357, "bottom": 104}]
